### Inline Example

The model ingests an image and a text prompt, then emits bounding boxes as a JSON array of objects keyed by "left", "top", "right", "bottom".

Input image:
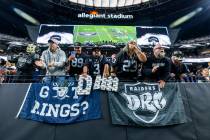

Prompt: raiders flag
[{"left": 108, "top": 82, "right": 187, "bottom": 127}]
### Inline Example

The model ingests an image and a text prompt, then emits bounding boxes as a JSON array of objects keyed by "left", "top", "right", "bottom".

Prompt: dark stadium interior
[
  {"left": 0, "top": 0, "right": 209, "bottom": 83},
  {"left": 1, "top": 1, "right": 210, "bottom": 140},
  {"left": 0, "top": 0, "right": 210, "bottom": 40}
]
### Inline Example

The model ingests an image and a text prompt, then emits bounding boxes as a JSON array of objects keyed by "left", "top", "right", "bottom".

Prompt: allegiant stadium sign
[{"left": 78, "top": 13, "right": 134, "bottom": 20}]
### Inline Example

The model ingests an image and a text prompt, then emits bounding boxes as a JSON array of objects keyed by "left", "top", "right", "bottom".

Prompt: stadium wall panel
[{"left": 0, "top": 83, "right": 210, "bottom": 140}]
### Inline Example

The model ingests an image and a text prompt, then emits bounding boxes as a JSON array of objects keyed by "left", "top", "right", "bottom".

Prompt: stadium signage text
[{"left": 78, "top": 13, "right": 134, "bottom": 20}]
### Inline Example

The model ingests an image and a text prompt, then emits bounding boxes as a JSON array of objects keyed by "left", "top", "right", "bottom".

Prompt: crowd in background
[{"left": 0, "top": 35, "right": 210, "bottom": 86}]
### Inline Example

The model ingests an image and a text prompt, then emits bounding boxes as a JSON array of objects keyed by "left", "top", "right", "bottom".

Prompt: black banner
[
  {"left": 108, "top": 82, "right": 188, "bottom": 127},
  {"left": 2, "top": 83, "right": 210, "bottom": 140}
]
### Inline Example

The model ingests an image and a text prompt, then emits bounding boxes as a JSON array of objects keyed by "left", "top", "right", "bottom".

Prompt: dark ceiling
[{"left": 0, "top": 0, "right": 210, "bottom": 41}]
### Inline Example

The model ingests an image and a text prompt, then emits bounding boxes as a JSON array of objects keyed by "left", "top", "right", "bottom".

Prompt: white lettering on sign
[
  {"left": 78, "top": 13, "right": 133, "bottom": 20},
  {"left": 30, "top": 100, "right": 89, "bottom": 118},
  {"left": 39, "top": 86, "right": 49, "bottom": 98},
  {"left": 123, "top": 91, "right": 166, "bottom": 113}
]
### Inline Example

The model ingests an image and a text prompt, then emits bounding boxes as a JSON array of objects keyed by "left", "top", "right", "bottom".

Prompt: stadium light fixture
[
  {"left": 170, "top": 7, "right": 203, "bottom": 28},
  {"left": 13, "top": 7, "right": 40, "bottom": 25}
]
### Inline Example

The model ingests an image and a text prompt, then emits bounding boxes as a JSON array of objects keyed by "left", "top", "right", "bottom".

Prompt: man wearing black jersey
[
  {"left": 83, "top": 47, "right": 109, "bottom": 78},
  {"left": 170, "top": 51, "right": 189, "bottom": 82},
  {"left": 68, "top": 42, "right": 88, "bottom": 78},
  {"left": 142, "top": 43, "right": 170, "bottom": 88},
  {"left": 111, "top": 40, "right": 147, "bottom": 81}
]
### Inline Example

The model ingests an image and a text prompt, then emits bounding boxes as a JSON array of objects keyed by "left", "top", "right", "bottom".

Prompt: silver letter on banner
[
  {"left": 93, "top": 75, "right": 119, "bottom": 92},
  {"left": 77, "top": 75, "right": 92, "bottom": 95}
]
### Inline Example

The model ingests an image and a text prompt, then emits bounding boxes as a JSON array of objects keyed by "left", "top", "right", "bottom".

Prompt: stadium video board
[
  {"left": 37, "top": 24, "right": 74, "bottom": 44},
  {"left": 136, "top": 26, "right": 171, "bottom": 46},
  {"left": 36, "top": 24, "right": 171, "bottom": 47},
  {"left": 73, "top": 25, "right": 136, "bottom": 44}
]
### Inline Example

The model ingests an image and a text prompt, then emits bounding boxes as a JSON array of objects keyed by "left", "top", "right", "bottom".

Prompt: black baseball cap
[
  {"left": 74, "top": 42, "right": 82, "bottom": 47},
  {"left": 92, "top": 46, "right": 101, "bottom": 51}
]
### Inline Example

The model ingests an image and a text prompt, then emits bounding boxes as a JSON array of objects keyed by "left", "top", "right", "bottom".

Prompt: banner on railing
[
  {"left": 108, "top": 82, "right": 188, "bottom": 127},
  {"left": 16, "top": 81, "right": 102, "bottom": 124}
]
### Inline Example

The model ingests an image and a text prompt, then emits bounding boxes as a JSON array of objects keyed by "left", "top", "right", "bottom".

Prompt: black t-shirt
[
  {"left": 68, "top": 52, "right": 88, "bottom": 76},
  {"left": 170, "top": 60, "right": 189, "bottom": 80},
  {"left": 16, "top": 53, "right": 38, "bottom": 74},
  {"left": 112, "top": 51, "right": 142, "bottom": 80},
  {"left": 85, "top": 55, "right": 109, "bottom": 77},
  {"left": 142, "top": 55, "right": 171, "bottom": 82}
]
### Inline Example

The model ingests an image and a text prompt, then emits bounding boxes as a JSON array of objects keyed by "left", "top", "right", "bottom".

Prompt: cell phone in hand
[{"left": 71, "top": 51, "right": 76, "bottom": 57}]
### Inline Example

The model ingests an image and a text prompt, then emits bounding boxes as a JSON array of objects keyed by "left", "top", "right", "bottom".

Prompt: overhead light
[
  {"left": 179, "top": 44, "right": 196, "bottom": 49},
  {"left": 170, "top": 7, "right": 203, "bottom": 28},
  {"left": 13, "top": 7, "right": 40, "bottom": 25},
  {"left": 7, "top": 41, "right": 25, "bottom": 46},
  {"left": 67, "top": 0, "right": 152, "bottom": 7}
]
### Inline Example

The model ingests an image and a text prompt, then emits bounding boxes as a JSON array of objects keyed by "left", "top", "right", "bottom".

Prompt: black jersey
[
  {"left": 113, "top": 51, "right": 142, "bottom": 80},
  {"left": 170, "top": 60, "right": 189, "bottom": 81},
  {"left": 85, "top": 55, "right": 109, "bottom": 77},
  {"left": 69, "top": 52, "right": 88, "bottom": 76}
]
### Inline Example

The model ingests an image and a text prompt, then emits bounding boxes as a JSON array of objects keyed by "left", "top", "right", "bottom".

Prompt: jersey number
[
  {"left": 123, "top": 60, "right": 137, "bottom": 72},
  {"left": 71, "top": 58, "right": 84, "bottom": 68},
  {"left": 93, "top": 63, "right": 100, "bottom": 75}
]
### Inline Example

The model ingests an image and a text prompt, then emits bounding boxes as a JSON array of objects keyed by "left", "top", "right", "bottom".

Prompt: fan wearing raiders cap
[
  {"left": 83, "top": 46, "right": 110, "bottom": 78},
  {"left": 35, "top": 35, "right": 66, "bottom": 84},
  {"left": 67, "top": 42, "right": 89, "bottom": 78}
]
